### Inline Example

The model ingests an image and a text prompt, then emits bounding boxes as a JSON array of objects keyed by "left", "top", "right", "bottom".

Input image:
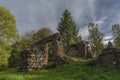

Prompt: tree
[
  {"left": 8, "top": 37, "right": 32, "bottom": 68},
  {"left": 8, "top": 30, "right": 34, "bottom": 68},
  {"left": 8, "top": 42, "right": 21, "bottom": 68},
  {"left": 0, "top": 6, "right": 20, "bottom": 70},
  {"left": 57, "top": 9, "right": 81, "bottom": 49},
  {"left": 88, "top": 23, "right": 104, "bottom": 55},
  {"left": 22, "top": 30, "right": 35, "bottom": 39},
  {"left": 32, "top": 28, "right": 53, "bottom": 43},
  {"left": 9, "top": 28, "right": 54, "bottom": 67},
  {"left": 112, "top": 24, "right": 120, "bottom": 48}
]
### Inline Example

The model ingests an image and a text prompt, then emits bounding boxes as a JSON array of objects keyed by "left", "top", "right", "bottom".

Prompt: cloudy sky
[{"left": 0, "top": 0, "right": 120, "bottom": 40}]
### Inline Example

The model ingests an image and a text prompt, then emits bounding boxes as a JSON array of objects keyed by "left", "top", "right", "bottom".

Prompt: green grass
[{"left": 0, "top": 62, "right": 120, "bottom": 80}]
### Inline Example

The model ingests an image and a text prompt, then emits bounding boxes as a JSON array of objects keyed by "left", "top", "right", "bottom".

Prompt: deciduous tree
[
  {"left": 88, "top": 23, "right": 104, "bottom": 55},
  {"left": 32, "top": 28, "right": 53, "bottom": 43},
  {"left": 112, "top": 24, "right": 120, "bottom": 48},
  {"left": 0, "top": 6, "right": 20, "bottom": 70}
]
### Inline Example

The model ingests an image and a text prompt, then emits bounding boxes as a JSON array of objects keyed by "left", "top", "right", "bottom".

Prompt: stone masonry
[
  {"left": 66, "top": 41, "right": 95, "bottom": 59},
  {"left": 19, "top": 33, "right": 67, "bottom": 72}
]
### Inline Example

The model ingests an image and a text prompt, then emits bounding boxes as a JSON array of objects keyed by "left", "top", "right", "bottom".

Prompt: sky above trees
[{"left": 0, "top": 0, "right": 119, "bottom": 40}]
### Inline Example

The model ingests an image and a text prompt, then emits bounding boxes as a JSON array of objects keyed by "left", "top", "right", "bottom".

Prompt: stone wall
[
  {"left": 66, "top": 41, "right": 94, "bottom": 59},
  {"left": 18, "top": 33, "right": 67, "bottom": 72},
  {"left": 19, "top": 34, "right": 97, "bottom": 72},
  {"left": 18, "top": 50, "right": 43, "bottom": 72},
  {"left": 89, "top": 41, "right": 120, "bottom": 68}
]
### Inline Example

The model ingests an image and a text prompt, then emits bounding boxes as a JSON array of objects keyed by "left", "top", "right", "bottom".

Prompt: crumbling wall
[
  {"left": 18, "top": 50, "right": 43, "bottom": 72},
  {"left": 53, "top": 35, "right": 66, "bottom": 67},
  {"left": 66, "top": 41, "right": 94, "bottom": 59},
  {"left": 89, "top": 41, "right": 120, "bottom": 68},
  {"left": 18, "top": 33, "right": 67, "bottom": 72}
]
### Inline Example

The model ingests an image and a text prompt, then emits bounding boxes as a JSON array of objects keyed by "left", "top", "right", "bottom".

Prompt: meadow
[{"left": 0, "top": 62, "right": 120, "bottom": 80}]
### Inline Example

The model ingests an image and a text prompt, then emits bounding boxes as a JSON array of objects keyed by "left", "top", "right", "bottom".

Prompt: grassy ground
[{"left": 0, "top": 62, "right": 120, "bottom": 80}]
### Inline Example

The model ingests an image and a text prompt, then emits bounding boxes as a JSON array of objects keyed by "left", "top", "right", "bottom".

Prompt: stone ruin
[
  {"left": 89, "top": 41, "right": 120, "bottom": 68},
  {"left": 18, "top": 50, "right": 44, "bottom": 72},
  {"left": 18, "top": 33, "right": 96, "bottom": 72},
  {"left": 66, "top": 41, "right": 95, "bottom": 59},
  {"left": 18, "top": 33, "right": 67, "bottom": 72}
]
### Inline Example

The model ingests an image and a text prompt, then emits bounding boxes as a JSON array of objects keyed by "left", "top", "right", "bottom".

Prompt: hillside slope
[{"left": 0, "top": 62, "right": 120, "bottom": 80}]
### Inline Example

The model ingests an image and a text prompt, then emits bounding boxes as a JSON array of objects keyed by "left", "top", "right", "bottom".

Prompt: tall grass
[{"left": 0, "top": 62, "right": 120, "bottom": 80}]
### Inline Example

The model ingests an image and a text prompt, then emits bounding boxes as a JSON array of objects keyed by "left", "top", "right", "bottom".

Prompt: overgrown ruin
[
  {"left": 66, "top": 41, "right": 95, "bottom": 59},
  {"left": 89, "top": 41, "right": 120, "bottom": 68},
  {"left": 18, "top": 33, "right": 67, "bottom": 72},
  {"left": 19, "top": 33, "right": 95, "bottom": 72}
]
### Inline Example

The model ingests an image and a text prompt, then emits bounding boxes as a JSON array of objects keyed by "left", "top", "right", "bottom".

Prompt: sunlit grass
[{"left": 0, "top": 62, "right": 120, "bottom": 80}]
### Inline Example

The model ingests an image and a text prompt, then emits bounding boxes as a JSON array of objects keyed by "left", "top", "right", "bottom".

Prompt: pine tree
[
  {"left": 88, "top": 23, "right": 104, "bottom": 55},
  {"left": 57, "top": 9, "right": 81, "bottom": 49}
]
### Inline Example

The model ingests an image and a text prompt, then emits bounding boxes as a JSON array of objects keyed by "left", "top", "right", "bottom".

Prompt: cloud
[
  {"left": 103, "top": 35, "right": 114, "bottom": 44},
  {"left": 112, "top": 13, "right": 120, "bottom": 24},
  {"left": 103, "top": 35, "right": 113, "bottom": 40},
  {"left": 79, "top": 26, "right": 89, "bottom": 39},
  {"left": 95, "top": 16, "right": 107, "bottom": 26},
  {"left": 0, "top": 0, "right": 96, "bottom": 35},
  {"left": 79, "top": 16, "right": 107, "bottom": 39},
  {"left": 0, "top": 0, "right": 120, "bottom": 40}
]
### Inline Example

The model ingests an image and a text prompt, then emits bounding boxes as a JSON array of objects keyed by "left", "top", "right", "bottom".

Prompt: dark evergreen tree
[{"left": 57, "top": 9, "right": 81, "bottom": 49}]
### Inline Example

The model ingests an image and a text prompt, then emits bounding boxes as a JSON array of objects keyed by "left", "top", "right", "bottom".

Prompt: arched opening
[{"left": 19, "top": 33, "right": 66, "bottom": 72}]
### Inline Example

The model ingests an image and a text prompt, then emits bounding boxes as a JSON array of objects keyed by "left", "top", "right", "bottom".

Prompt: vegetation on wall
[{"left": 0, "top": 6, "right": 120, "bottom": 80}]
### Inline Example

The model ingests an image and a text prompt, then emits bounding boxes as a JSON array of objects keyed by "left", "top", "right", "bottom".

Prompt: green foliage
[
  {"left": 8, "top": 30, "right": 34, "bottom": 68},
  {"left": 0, "top": 62, "right": 120, "bottom": 80},
  {"left": 8, "top": 37, "right": 33, "bottom": 68},
  {"left": 57, "top": 9, "right": 81, "bottom": 49},
  {"left": 9, "top": 28, "right": 54, "bottom": 67},
  {"left": 8, "top": 42, "right": 21, "bottom": 68},
  {"left": 0, "top": 6, "right": 20, "bottom": 69},
  {"left": 47, "top": 43, "right": 54, "bottom": 62},
  {"left": 112, "top": 24, "right": 120, "bottom": 48},
  {"left": 32, "top": 28, "right": 53, "bottom": 43},
  {"left": 88, "top": 23, "right": 104, "bottom": 55},
  {"left": 32, "top": 28, "right": 54, "bottom": 62},
  {"left": 22, "top": 30, "right": 35, "bottom": 39}
]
